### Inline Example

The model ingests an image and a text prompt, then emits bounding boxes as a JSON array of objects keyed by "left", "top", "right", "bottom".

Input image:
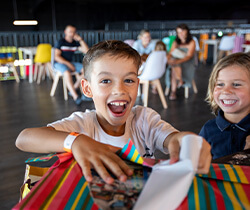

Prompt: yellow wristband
[{"left": 63, "top": 132, "right": 80, "bottom": 153}]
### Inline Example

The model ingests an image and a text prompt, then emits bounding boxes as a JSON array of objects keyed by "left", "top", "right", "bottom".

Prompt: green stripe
[
  {"left": 40, "top": 159, "right": 75, "bottom": 209},
  {"left": 209, "top": 164, "right": 217, "bottom": 179},
  {"left": 65, "top": 176, "right": 87, "bottom": 209},
  {"left": 79, "top": 193, "right": 91, "bottom": 210},
  {"left": 230, "top": 182, "right": 244, "bottom": 209},
  {"left": 205, "top": 179, "right": 217, "bottom": 210},
  {"left": 217, "top": 181, "right": 233, "bottom": 209},
  {"left": 231, "top": 165, "right": 241, "bottom": 183},
  {"left": 219, "top": 164, "right": 230, "bottom": 181},
  {"left": 75, "top": 183, "right": 92, "bottom": 209},
  {"left": 197, "top": 177, "right": 207, "bottom": 210},
  {"left": 188, "top": 181, "right": 195, "bottom": 209}
]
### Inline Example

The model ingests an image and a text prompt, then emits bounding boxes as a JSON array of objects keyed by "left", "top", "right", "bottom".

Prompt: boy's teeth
[
  {"left": 110, "top": 102, "right": 126, "bottom": 106},
  {"left": 223, "top": 100, "right": 236, "bottom": 104}
]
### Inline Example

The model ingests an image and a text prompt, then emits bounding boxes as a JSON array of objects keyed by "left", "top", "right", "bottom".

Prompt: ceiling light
[{"left": 13, "top": 20, "right": 38, "bottom": 25}]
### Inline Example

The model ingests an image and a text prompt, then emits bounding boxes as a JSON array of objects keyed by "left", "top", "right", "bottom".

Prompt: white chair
[
  {"left": 218, "top": 35, "right": 236, "bottom": 60},
  {"left": 138, "top": 51, "right": 168, "bottom": 109},
  {"left": 50, "top": 48, "right": 80, "bottom": 100},
  {"left": 124, "top": 39, "right": 135, "bottom": 47}
]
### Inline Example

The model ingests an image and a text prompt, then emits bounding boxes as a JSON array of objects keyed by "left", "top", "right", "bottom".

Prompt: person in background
[
  {"left": 199, "top": 52, "right": 250, "bottom": 159},
  {"left": 16, "top": 40, "right": 211, "bottom": 185},
  {"left": 133, "top": 29, "right": 156, "bottom": 62},
  {"left": 54, "top": 25, "right": 90, "bottom": 105},
  {"left": 167, "top": 24, "right": 196, "bottom": 100}
]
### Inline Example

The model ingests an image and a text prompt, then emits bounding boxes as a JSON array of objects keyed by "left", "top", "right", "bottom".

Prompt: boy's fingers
[
  {"left": 91, "top": 158, "right": 115, "bottom": 184},
  {"left": 168, "top": 139, "right": 180, "bottom": 164},
  {"left": 79, "top": 159, "right": 93, "bottom": 182},
  {"left": 101, "top": 155, "right": 130, "bottom": 182},
  {"left": 197, "top": 140, "right": 212, "bottom": 174}
]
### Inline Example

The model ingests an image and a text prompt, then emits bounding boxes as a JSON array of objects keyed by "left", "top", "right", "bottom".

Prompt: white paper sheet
[{"left": 134, "top": 134, "right": 203, "bottom": 210}]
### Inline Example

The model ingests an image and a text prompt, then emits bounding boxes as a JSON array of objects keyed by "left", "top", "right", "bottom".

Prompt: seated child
[
  {"left": 199, "top": 52, "right": 250, "bottom": 159},
  {"left": 16, "top": 40, "right": 211, "bottom": 184}
]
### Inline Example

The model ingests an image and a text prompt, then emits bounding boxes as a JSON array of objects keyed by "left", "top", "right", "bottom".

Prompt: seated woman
[
  {"left": 167, "top": 24, "right": 196, "bottom": 100},
  {"left": 133, "top": 29, "right": 156, "bottom": 62}
]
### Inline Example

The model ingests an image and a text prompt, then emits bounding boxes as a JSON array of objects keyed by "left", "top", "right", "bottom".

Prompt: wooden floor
[{"left": 0, "top": 63, "right": 215, "bottom": 209}]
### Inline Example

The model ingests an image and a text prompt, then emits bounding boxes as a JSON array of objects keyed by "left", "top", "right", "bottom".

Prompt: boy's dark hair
[{"left": 83, "top": 40, "right": 141, "bottom": 81}]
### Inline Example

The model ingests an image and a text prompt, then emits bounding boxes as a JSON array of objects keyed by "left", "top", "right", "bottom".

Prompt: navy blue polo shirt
[
  {"left": 199, "top": 110, "right": 250, "bottom": 159},
  {"left": 55, "top": 38, "right": 80, "bottom": 62}
]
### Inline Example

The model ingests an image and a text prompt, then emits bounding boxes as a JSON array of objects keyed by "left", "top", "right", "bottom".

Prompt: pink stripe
[
  {"left": 48, "top": 162, "right": 82, "bottom": 209},
  {"left": 22, "top": 158, "right": 74, "bottom": 209}
]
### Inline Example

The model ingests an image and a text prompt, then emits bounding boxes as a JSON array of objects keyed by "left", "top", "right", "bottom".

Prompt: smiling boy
[{"left": 16, "top": 40, "right": 211, "bottom": 184}]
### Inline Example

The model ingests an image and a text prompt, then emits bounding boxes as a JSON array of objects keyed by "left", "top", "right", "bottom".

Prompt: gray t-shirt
[{"left": 48, "top": 105, "right": 178, "bottom": 158}]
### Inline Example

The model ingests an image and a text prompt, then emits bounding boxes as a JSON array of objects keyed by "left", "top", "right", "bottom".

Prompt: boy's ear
[{"left": 81, "top": 79, "right": 93, "bottom": 98}]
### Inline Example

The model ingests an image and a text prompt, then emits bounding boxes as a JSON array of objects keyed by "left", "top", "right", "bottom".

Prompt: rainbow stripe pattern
[
  {"left": 118, "top": 139, "right": 144, "bottom": 165},
  {"left": 177, "top": 163, "right": 250, "bottom": 210},
  {"left": 13, "top": 140, "right": 250, "bottom": 210},
  {"left": 13, "top": 153, "right": 100, "bottom": 210}
]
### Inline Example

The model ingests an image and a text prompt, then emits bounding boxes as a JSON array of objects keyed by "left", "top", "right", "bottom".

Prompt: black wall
[{"left": 1, "top": 0, "right": 250, "bottom": 32}]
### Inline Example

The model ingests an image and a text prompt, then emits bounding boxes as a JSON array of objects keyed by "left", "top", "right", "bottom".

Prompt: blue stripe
[
  {"left": 65, "top": 176, "right": 87, "bottom": 208},
  {"left": 127, "top": 145, "right": 136, "bottom": 160},
  {"left": 217, "top": 180, "right": 233, "bottom": 209},
  {"left": 75, "top": 185, "right": 92, "bottom": 210},
  {"left": 187, "top": 181, "right": 195, "bottom": 209}
]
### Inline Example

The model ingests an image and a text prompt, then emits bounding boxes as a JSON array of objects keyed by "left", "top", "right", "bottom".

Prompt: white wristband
[{"left": 63, "top": 132, "right": 80, "bottom": 153}]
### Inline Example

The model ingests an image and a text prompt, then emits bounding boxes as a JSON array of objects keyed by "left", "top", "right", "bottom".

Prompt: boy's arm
[
  {"left": 163, "top": 131, "right": 211, "bottom": 174},
  {"left": 16, "top": 127, "right": 133, "bottom": 184}
]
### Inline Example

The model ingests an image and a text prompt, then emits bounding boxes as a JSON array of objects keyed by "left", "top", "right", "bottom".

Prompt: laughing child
[
  {"left": 16, "top": 40, "right": 211, "bottom": 184},
  {"left": 199, "top": 52, "right": 250, "bottom": 159}
]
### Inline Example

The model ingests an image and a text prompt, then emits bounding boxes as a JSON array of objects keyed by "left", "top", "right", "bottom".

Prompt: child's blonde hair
[
  {"left": 206, "top": 52, "right": 250, "bottom": 115},
  {"left": 154, "top": 41, "right": 166, "bottom": 51}
]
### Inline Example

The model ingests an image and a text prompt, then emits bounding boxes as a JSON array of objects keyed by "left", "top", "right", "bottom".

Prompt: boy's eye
[
  {"left": 101, "top": 79, "right": 111, "bottom": 84},
  {"left": 124, "top": 79, "right": 135, "bottom": 83},
  {"left": 233, "top": 83, "right": 241, "bottom": 87}
]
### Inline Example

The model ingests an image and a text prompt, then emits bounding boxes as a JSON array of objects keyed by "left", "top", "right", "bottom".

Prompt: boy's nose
[{"left": 112, "top": 83, "right": 126, "bottom": 95}]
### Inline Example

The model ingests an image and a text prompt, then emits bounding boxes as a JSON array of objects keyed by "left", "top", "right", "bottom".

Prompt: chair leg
[
  {"left": 192, "top": 80, "right": 198, "bottom": 94},
  {"left": 34, "top": 63, "right": 39, "bottom": 81},
  {"left": 185, "top": 87, "right": 189, "bottom": 98},
  {"left": 9, "top": 63, "right": 20, "bottom": 83},
  {"left": 50, "top": 73, "right": 60, "bottom": 97},
  {"left": 62, "top": 76, "right": 68, "bottom": 100},
  {"left": 164, "top": 87, "right": 170, "bottom": 96},
  {"left": 46, "top": 63, "right": 54, "bottom": 80},
  {"left": 37, "top": 64, "right": 44, "bottom": 84},
  {"left": 137, "top": 85, "right": 141, "bottom": 96},
  {"left": 142, "top": 81, "right": 149, "bottom": 107},
  {"left": 153, "top": 80, "right": 167, "bottom": 109}
]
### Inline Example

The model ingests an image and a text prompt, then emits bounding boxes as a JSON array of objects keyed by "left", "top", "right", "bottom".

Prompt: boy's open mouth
[{"left": 108, "top": 101, "right": 128, "bottom": 115}]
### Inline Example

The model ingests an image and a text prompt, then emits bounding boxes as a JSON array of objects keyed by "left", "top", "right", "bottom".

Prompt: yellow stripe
[
  {"left": 193, "top": 177, "right": 200, "bottom": 210},
  {"left": 233, "top": 182, "right": 250, "bottom": 209},
  {"left": 131, "top": 151, "right": 138, "bottom": 162},
  {"left": 226, "top": 164, "right": 238, "bottom": 182},
  {"left": 71, "top": 181, "right": 88, "bottom": 209},
  {"left": 233, "top": 165, "right": 249, "bottom": 184},
  {"left": 43, "top": 161, "right": 77, "bottom": 209},
  {"left": 137, "top": 157, "right": 144, "bottom": 164},
  {"left": 223, "top": 181, "right": 242, "bottom": 210}
]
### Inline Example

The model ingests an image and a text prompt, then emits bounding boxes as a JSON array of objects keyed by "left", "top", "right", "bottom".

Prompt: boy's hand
[
  {"left": 166, "top": 132, "right": 211, "bottom": 174},
  {"left": 71, "top": 135, "right": 133, "bottom": 184}
]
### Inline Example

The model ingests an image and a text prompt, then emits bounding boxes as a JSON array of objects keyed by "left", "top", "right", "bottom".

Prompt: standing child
[
  {"left": 16, "top": 40, "right": 211, "bottom": 184},
  {"left": 199, "top": 52, "right": 250, "bottom": 159}
]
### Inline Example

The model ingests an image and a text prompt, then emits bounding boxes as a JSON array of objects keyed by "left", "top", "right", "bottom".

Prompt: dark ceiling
[{"left": 1, "top": 0, "right": 250, "bottom": 31}]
